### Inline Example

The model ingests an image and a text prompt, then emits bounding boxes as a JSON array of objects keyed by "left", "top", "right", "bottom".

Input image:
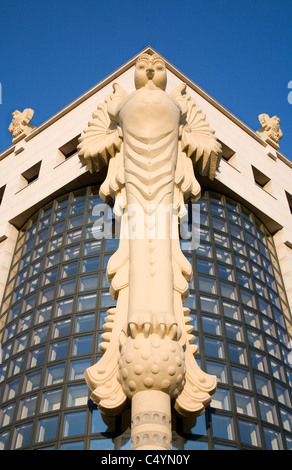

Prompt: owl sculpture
[
  {"left": 8, "top": 108, "right": 35, "bottom": 141},
  {"left": 78, "top": 52, "right": 222, "bottom": 449}
]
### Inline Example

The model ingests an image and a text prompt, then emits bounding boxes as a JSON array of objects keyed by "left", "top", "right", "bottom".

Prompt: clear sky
[{"left": 1, "top": 0, "right": 291, "bottom": 160}]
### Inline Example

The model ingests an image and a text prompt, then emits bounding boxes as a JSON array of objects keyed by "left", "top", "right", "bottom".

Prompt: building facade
[{"left": 0, "top": 48, "right": 291, "bottom": 450}]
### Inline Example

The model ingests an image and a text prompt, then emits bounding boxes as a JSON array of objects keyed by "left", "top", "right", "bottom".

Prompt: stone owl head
[{"left": 135, "top": 53, "right": 167, "bottom": 91}]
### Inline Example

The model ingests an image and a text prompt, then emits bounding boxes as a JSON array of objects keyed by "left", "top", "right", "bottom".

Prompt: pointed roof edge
[{"left": 1, "top": 46, "right": 291, "bottom": 168}]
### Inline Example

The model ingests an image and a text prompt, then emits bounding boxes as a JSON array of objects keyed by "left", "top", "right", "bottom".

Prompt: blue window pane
[
  {"left": 238, "top": 420, "right": 260, "bottom": 447},
  {"left": 197, "top": 259, "right": 214, "bottom": 275},
  {"left": 40, "top": 389, "right": 62, "bottom": 413},
  {"left": 66, "top": 384, "right": 89, "bottom": 407},
  {"left": 71, "top": 201, "right": 85, "bottom": 214},
  {"left": 23, "top": 370, "right": 42, "bottom": 392},
  {"left": 90, "top": 439, "right": 115, "bottom": 450},
  {"left": 202, "top": 316, "right": 221, "bottom": 335},
  {"left": 82, "top": 257, "right": 100, "bottom": 273},
  {"left": 183, "top": 293, "right": 196, "bottom": 310},
  {"left": 78, "top": 294, "right": 97, "bottom": 311},
  {"left": 213, "top": 444, "right": 236, "bottom": 450},
  {"left": 75, "top": 313, "right": 95, "bottom": 333},
  {"left": 13, "top": 422, "right": 33, "bottom": 448},
  {"left": 0, "top": 404, "right": 15, "bottom": 427},
  {"left": 64, "top": 245, "right": 80, "bottom": 260},
  {"left": 52, "top": 221, "right": 65, "bottom": 236},
  {"left": 46, "top": 251, "right": 60, "bottom": 267},
  {"left": 105, "top": 238, "right": 119, "bottom": 252},
  {"left": 91, "top": 409, "right": 111, "bottom": 433},
  {"left": 36, "top": 416, "right": 59, "bottom": 443},
  {"left": 62, "top": 261, "right": 78, "bottom": 278},
  {"left": 228, "top": 344, "right": 246, "bottom": 365},
  {"left": 61, "top": 441, "right": 84, "bottom": 450},
  {"left": 204, "top": 338, "right": 224, "bottom": 358},
  {"left": 69, "top": 359, "right": 91, "bottom": 380},
  {"left": 100, "top": 292, "right": 115, "bottom": 308},
  {"left": 72, "top": 335, "right": 93, "bottom": 355},
  {"left": 19, "top": 395, "right": 37, "bottom": 419},
  {"left": 63, "top": 411, "right": 87, "bottom": 437},
  {"left": 212, "top": 415, "right": 234, "bottom": 440},
  {"left": 42, "top": 268, "right": 58, "bottom": 286},
  {"left": 250, "top": 351, "right": 268, "bottom": 373},
  {"left": 27, "top": 347, "right": 45, "bottom": 368},
  {"left": 52, "top": 318, "right": 71, "bottom": 338},
  {"left": 200, "top": 296, "right": 218, "bottom": 314},
  {"left": 80, "top": 274, "right": 98, "bottom": 291},
  {"left": 2, "top": 318, "right": 13, "bottom": 337},
  {"left": 36, "top": 305, "right": 52, "bottom": 323},
  {"left": 206, "top": 361, "right": 227, "bottom": 384},
  {"left": 67, "top": 229, "right": 83, "bottom": 244},
  {"left": 263, "top": 427, "right": 282, "bottom": 450},
  {"left": 49, "top": 340, "right": 68, "bottom": 361},
  {"left": 54, "top": 208, "right": 67, "bottom": 221},
  {"left": 39, "top": 286, "right": 55, "bottom": 304},
  {"left": 84, "top": 241, "right": 101, "bottom": 255},
  {"left": 0, "top": 431, "right": 10, "bottom": 450},
  {"left": 184, "top": 440, "right": 208, "bottom": 450},
  {"left": 56, "top": 298, "right": 74, "bottom": 317},
  {"left": 18, "top": 313, "right": 33, "bottom": 333},
  {"left": 45, "top": 363, "right": 66, "bottom": 386},
  {"left": 59, "top": 279, "right": 76, "bottom": 296},
  {"left": 10, "top": 355, "right": 24, "bottom": 375},
  {"left": 69, "top": 214, "right": 84, "bottom": 229}
]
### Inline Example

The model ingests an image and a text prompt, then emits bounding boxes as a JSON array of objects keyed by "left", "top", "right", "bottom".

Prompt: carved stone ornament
[
  {"left": 78, "top": 52, "right": 222, "bottom": 449},
  {"left": 8, "top": 108, "right": 35, "bottom": 142},
  {"left": 256, "top": 113, "right": 283, "bottom": 149}
]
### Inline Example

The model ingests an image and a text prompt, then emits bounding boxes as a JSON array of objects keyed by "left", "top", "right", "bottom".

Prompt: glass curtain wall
[{"left": 0, "top": 187, "right": 291, "bottom": 450}]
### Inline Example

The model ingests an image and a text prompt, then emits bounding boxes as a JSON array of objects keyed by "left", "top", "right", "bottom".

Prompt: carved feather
[
  {"left": 77, "top": 85, "right": 127, "bottom": 173},
  {"left": 173, "top": 86, "right": 222, "bottom": 180}
]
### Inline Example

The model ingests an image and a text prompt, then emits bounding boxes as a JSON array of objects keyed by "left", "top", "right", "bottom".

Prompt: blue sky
[{"left": 1, "top": 0, "right": 291, "bottom": 159}]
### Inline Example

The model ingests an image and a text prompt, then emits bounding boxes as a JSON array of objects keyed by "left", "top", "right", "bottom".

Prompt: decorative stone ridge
[
  {"left": 78, "top": 51, "right": 221, "bottom": 449},
  {"left": 8, "top": 108, "right": 35, "bottom": 142}
]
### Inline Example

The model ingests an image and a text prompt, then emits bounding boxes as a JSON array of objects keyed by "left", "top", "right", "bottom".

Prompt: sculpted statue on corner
[
  {"left": 8, "top": 108, "right": 35, "bottom": 142},
  {"left": 78, "top": 52, "right": 221, "bottom": 450},
  {"left": 256, "top": 113, "right": 283, "bottom": 149}
]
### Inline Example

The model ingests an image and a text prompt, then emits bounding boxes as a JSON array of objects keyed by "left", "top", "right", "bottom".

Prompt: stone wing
[
  {"left": 77, "top": 83, "right": 126, "bottom": 173},
  {"left": 258, "top": 113, "right": 271, "bottom": 131},
  {"left": 174, "top": 85, "right": 222, "bottom": 180}
]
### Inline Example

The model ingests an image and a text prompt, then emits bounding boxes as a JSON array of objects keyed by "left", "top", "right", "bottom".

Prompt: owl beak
[{"left": 146, "top": 66, "right": 155, "bottom": 79}]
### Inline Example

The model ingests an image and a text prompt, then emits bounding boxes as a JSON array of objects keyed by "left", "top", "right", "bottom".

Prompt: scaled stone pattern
[{"left": 78, "top": 52, "right": 221, "bottom": 448}]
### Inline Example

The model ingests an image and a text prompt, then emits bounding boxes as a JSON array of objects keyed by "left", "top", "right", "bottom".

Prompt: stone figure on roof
[
  {"left": 256, "top": 113, "right": 283, "bottom": 149},
  {"left": 8, "top": 108, "right": 35, "bottom": 142}
]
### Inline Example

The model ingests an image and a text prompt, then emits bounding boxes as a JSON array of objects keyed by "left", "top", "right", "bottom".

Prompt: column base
[{"left": 131, "top": 390, "right": 172, "bottom": 450}]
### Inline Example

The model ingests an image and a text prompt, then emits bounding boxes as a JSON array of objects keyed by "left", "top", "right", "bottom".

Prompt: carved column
[{"left": 131, "top": 391, "right": 172, "bottom": 450}]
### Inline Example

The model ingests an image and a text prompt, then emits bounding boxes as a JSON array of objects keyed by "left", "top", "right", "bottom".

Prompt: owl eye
[
  {"left": 137, "top": 61, "right": 147, "bottom": 70},
  {"left": 154, "top": 61, "right": 165, "bottom": 71}
]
